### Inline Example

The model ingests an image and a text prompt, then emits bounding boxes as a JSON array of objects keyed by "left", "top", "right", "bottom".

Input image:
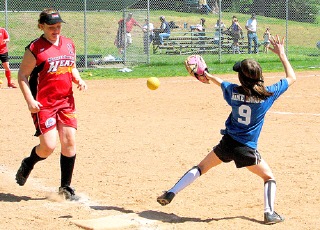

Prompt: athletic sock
[
  {"left": 168, "top": 166, "right": 201, "bottom": 195},
  {"left": 60, "top": 154, "right": 76, "bottom": 187},
  {"left": 24, "top": 146, "right": 46, "bottom": 169},
  {"left": 264, "top": 179, "right": 277, "bottom": 213},
  {"left": 5, "top": 70, "right": 11, "bottom": 84}
]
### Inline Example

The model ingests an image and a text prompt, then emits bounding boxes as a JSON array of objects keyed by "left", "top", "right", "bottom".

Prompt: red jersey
[
  {"left": 0, "top": 28, "right": 9, "bottom": 54},
  {"left": 28, "top": 35, "right": 76, "bottom": 108},
  {"left": 119, "top": 18, "right": 138, "bottom": 33}
]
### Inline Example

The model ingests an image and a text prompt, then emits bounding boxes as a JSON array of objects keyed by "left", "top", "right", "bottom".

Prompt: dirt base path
[{"left": 0, "top": 71, "right": 319, "bottom": 230}]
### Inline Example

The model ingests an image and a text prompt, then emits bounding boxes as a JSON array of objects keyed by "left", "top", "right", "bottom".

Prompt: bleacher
[{"left": 152, "top": 29, "right": 249, "bottom": 55}]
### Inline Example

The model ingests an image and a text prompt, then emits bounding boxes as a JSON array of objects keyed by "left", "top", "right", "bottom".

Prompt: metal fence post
[{"left": 84, "top": 0, "right": 88, "bottom": 68}]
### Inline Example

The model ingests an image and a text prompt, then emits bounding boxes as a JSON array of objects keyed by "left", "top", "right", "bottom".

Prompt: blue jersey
[{"left": 221, "top": 79, "right": 289, "bottom": 149}]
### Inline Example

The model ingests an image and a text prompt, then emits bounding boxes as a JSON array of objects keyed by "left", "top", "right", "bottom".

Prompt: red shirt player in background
[
  {"left": 0, "top": 26, "right": 17, "bottom": 88},
  {"left": 16, "top": 8, "right": 87, "bottom": 201},
  {"left": 116, "top": 12, "right": 142, "bottom": 54}
]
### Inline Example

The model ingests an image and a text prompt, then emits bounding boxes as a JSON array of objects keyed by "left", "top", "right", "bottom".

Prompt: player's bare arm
[
  {"left": 18, "top": 49, "right": 42, "bottom": 113},
  {"left": 72, "top": 67, "right": 88, "bottom": 91},
  {"left": 205, "top": 71, "right": 223, "bottom": 87},
  {"left": 269, "top": 35, "right": 296, "bottom": 86}
]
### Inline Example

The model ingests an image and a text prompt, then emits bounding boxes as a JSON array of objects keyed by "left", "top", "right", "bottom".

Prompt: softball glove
[{"left": 185, "top": 55, "right": 209, "bottom": 84}]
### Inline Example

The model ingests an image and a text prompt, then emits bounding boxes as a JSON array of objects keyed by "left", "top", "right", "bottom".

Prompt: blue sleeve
[
  {"left": 221, "top": 81, "right": 237, "bottom": 105},
  {"left": 267, "top": 78, "right": 289, "bottom": 100}
]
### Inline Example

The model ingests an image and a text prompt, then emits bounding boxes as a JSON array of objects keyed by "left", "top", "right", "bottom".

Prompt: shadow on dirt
[
  {"left": 0, "top": 193, "right": 46, "bottom": 202},
  {"left": 89, "top": 205, "right": 263, "bottom": 224}
]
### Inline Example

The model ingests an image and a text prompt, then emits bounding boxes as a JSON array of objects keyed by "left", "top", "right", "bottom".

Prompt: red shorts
[{"left": 32, "top": 104, "right": 77, "bottom": 137}]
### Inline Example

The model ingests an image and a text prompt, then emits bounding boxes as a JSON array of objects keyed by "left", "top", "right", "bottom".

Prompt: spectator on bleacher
[
  {"left": 115, "top": 12, "right": 142, "bottom": 54},
  {"left": 214, "top": 19, "right": 226, "bottom": 31},
  {"left": 199, "top": 0, "right": 212, "bottom": 15},
  {"left": 231, "top": 17, "right": 243, "bottom": 54},
  {"left": 190, "top": 18, "right": 206, "bottom": 32},
  {"left": 189, "top": 18, "right": 206, "bottom": 48},
  {"left": 142, "top": 17, "right": 154, "bottom": 54},
  {"left": 263, "top": 27, "right": 271, "bottom": 53},
  {"left": 214, "top": 19, "right": 225, "bottom": 44},
  {"left": 245, "top": 13, "right": 259, "bottom": 54},
  {"left": 159, "top": 16, "right": 170, "bottom": 45}
]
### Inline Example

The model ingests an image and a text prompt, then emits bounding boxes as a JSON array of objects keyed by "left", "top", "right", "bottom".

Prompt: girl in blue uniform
[{"left": 157, "top": 35, "right": 296, "bottom": 225}]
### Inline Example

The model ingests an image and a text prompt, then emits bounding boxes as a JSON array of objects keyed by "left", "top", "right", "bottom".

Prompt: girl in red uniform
[
  {"left": 16, "top": 8, "right": 87, "bottom": 201},
  {"left": 0, "top": 26, "right": 17, "bottom": 88}
]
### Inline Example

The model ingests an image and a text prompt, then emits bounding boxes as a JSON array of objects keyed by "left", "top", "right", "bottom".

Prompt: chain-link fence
[
  {"left": 0, "top": 0, "right": 151, "bottom": 69},
  {"left": 0, "top": 0, "right": 319, "bottom": 69}
]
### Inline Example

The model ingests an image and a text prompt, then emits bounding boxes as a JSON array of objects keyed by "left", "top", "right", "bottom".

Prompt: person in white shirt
[
  {"left": 142, "top": 18, "right": 154, "bottom": 54},
  {"left": 245, "top": 13, "right": 259, "bottom": 54}
]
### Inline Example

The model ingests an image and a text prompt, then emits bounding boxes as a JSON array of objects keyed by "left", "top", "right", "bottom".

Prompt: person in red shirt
[
  {"left": 15, "top": 8, "right": 87, "bottom": 201},
  {"left": 0, "top": 27, "right": 17, "bottom": 88},
  {"left": 115, "top": 13, "right": 142, "bottom": 54}
]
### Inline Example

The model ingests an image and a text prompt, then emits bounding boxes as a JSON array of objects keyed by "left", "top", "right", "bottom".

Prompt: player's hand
[
  {"left": 77, "top": 79, "right": 88, "bottom": 91},
  {"left": 269, "top": 35, "right": 285, "bottom": 56},
  {"left": 28, "top": 100, "right": 42, "bottom": 113}
]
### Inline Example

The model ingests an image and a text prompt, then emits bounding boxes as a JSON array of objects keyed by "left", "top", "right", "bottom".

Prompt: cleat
[
  {"left": 264, "top": 211, "right": 285, "bottom": 225},
  {"left": 16, "top": 159, "right": 33, "bottom": 186},
  {"left": 157, "top": 191, "right": 175, "bottom": 206},
  {"left": 59, "top": 186, "right": 80, "bottom": 201},
  {"left": 8, "top": 82, "right": 18, "bottom": 88}
]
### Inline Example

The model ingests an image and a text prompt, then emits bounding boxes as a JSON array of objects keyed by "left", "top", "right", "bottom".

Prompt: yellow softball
[{"left": 147, "top": 77, "right": 160, "bottom": 90}]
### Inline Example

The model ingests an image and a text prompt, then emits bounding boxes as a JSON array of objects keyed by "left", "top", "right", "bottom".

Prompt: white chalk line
[{"left": 270, "top": 111, "right": 320, "bottom": 116}]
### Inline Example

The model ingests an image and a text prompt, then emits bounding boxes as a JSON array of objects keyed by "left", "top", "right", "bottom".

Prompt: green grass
[{"left": 74, "top": 52, "right": 319, "bottom": 80}]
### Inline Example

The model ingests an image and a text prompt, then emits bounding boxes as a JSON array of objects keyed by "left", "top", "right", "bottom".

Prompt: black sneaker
[
  {"left": 16, "top": 159, "right": 33, "bottom": 186},
  {"left": 58, "top": 186, "right": 80, "bottom": 201},
  {"left": 157, "top": 191, "right": 175, "bottom": 206},
  {"left": 264, "top": 211, "right": 285, "bottom": 225}
]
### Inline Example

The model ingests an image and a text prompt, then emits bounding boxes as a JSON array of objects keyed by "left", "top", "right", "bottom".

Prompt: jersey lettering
[
  {"left": 232, "top": 93, "right": 263, "bottom": 103},
  {"left": 47, "top": 59, "right": 75, "bottom": 72}
]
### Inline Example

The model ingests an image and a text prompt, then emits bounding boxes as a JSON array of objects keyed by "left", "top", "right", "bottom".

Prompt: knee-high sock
[
  {"left": 168, "top": 166, "right": 201, "bottom": 195},
  {"left": 24, "top": 146, "right": 46, "bottom": 170},
  {"left": 5, "top": 70, "right": 11, "bottom": 84},
  {"left": 264, "top": 179, "right": 276, "bottom": 214},
  {"left": 60, "top": 154, "right": 76, "bottom": 187}
]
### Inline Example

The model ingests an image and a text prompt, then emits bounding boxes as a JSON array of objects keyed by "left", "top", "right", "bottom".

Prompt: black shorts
[
  {"left": 214, "top": 134, "right": 261, "bottom": 168},
  {"left": 0, "top": 52, "right": 9, "bottom": 63}
]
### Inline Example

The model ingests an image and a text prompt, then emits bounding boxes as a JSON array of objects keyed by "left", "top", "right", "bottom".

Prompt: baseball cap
[
  {"left": 233, "top": 61, "right": 242, "bottom": 72},
  {"left": 42, "top": 12, "right": 65, "bottom": 25}
]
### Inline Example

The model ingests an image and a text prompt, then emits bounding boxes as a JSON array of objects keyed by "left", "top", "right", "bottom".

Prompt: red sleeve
[{"left": 3, "top": 29, "right": 9, "bottom": 39}]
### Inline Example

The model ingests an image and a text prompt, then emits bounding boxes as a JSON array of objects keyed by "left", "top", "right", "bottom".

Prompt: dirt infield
[{"left": 0, "top": 70, "right": 319, "bottom": 230}]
